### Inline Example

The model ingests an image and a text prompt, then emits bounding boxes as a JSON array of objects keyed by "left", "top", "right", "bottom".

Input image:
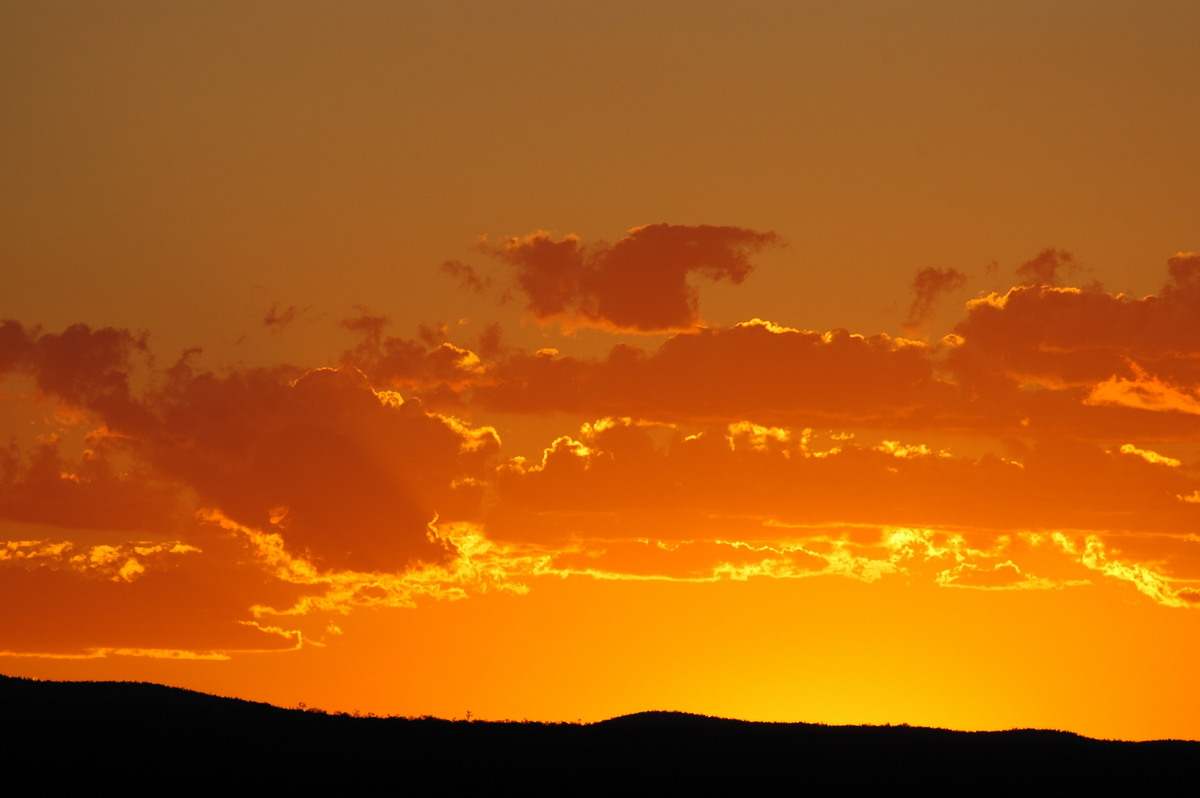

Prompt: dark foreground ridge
[{"left": 4, "top": 675, "right": 1196, "bottom": 793}]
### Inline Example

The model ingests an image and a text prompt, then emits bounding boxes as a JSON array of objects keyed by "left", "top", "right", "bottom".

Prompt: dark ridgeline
[{"left": 3, "top": 675, "right": 1196, "bottom": 793}]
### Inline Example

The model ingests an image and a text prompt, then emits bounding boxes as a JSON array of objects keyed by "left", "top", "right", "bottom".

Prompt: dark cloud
[
  {"left": 340, "top": 249, "right": 1200, "bottom": 439},
  {"left": 486, "top": 223, "right": 782, "bottom": 332},
  {"left": 140, "top": 363, "right": 498, "bottom": 572},
  {"left": 476, "top": 322, "right": 504, "bottom": 360},
  {"left": 417, "top": 322, "right": 448, "bottom": 347},
  {"left": 441, "top": 259, "right": 490, "bottom": 293},
  {"left": 263, "top": 304, "right": 297, "bottom": 329},
  {"left": 904, "top": 267, "right": 967, "bottom": 331},
  {"left": 0, "top": 438, "right": 188, "bottom": 533},
  {"left": 1015, "top": 247, "right": 1076, "bottom": 287},
  {"left": 477, "top": 320, "right": 950, "bottom": 427},
  {"left": 340, "top": 312, "right": 481, "bottom": 402},
  {"left": 0, "top": 321, "right": 148, "bottom": 428},
  {"left": 0, "top": 321, "right": 500, "bottom": 574},
  {"left": 951, "top": 253, "right": 1200, "bottom": 391}
]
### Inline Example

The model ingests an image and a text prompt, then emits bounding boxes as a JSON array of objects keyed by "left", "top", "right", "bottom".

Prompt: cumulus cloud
[
  {"left": 0, "top": 322, "right": 501, "bottom": 574},
  {"left": 0, "top": 321, "right": 515, "bottom": 655},
  {"left": 484, "top": 223, "right": 782, "bottom": 332},
  {"left": 143, "top": 363, "right": 499, "bottom": 572},
  {"left": 951, "top": 253, "right": 1200, "bottom": 396}
]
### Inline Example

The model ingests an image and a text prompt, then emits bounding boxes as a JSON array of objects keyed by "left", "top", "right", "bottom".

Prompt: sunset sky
[{"left": 4, "top": 0, "right": 1200, "bottom": 741}]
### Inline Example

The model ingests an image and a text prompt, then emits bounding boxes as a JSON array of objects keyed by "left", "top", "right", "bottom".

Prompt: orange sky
[{"left": 3, "top": 1, "right": 1200, "bottom": 741}]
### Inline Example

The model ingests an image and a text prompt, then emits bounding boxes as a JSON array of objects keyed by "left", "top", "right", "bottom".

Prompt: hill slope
[{"left": 3, "top": 675, "right": 1196, "bottom": 793}]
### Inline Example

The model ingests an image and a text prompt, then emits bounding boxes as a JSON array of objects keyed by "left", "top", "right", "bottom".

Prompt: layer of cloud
[
  {"left": 4, "top": 241, "right": 1200, "bottom": 660},
  {"left": 489, "top": 418, "right": 1199, "bottom": 545},
  {"left": 340, "top": 254, "right": 1200, "bottom": 442},
  {"left": 477, "top": 321, "right": 950, "bottom": 427}
]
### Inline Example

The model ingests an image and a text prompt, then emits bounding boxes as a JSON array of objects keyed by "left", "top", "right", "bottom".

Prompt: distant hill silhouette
[{"left": 4, "top": 675, "right": 1196, "bottom": 793}]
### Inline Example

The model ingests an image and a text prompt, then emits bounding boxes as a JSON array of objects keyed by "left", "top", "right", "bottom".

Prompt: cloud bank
[{"left": 3, "top": 233, "right": 1198, "bottom": 660}]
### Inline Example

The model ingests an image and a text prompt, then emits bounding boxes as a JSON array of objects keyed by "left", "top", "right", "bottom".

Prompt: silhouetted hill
[{"left": 3, "top": 675, "right": 1196, "bottom": 794}]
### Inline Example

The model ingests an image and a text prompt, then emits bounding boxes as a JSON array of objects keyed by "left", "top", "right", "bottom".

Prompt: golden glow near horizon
[{"left": 3, "top": 1, "right": 1200, "bottom": 742}]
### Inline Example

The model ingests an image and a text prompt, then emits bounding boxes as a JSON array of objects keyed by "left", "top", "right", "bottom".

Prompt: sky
[{"left": 3, "top": 0, "right": 1200, "bottom": 741}]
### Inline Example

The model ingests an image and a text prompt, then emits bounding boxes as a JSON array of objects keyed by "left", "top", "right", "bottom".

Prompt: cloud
[
  {"left": 1015, "top": 247, "right": 1076, "bottom": 286},
  {"left": 0, "top": 321, "right": 515, "bottom": 656},
  {"left": 903, "top": 267, "right": 967, "bottom": 332},
  {"left": 1084, "top": 365, "right": 1200, "bottom": 416},
  {"left": 476, "top": 322, "right": 504, "bottom": 360},
  {"left": 138, "top": 363, "right": 499, "bottom": 573},
  {"left": 0, "top": 321, "right": 149, "bottom": 428},
  {"left": 478, "top": 320, "right": 948, "bottom": 426},
  {"left": 0, "top": 438, "right": 189, "bottom": 533},
  {"left": 347, "top": 246, "right": 1197, "bottom": 441},
  {"left": 339, "top": 313, "right": 482, "bottom": 403},
  {"left": 0, "top": 528, "right": 305, "bottom": 656},
  {"left": 480, "top": 414, "right": 1200, "bottom": 608},
  {"left": 0, "top": 321, "right": 501, "bottom": 574},
  {"left": 949, "top": 254, "right": 1200, "bottom": 417},
  {"left": 441, "top": 259, "right": 490, "bottom": 293},
  {"left": 6, "top": 243, "right": 1200, "bottom": 661},
  {"left": 343, "top": 250, "right": 1200, "bottom": 439},
  {"left": 490, "top": 417, "right": 1200, "bottom": 545},
  {"left": 1165, "top": 251, "right": 1200, "bottom": 292},
  {"left": 484, "top": 223, "right": 782, "bottom": 332},
  {"left": 262, "top": 304, "right": 297, "bottom": 329}
]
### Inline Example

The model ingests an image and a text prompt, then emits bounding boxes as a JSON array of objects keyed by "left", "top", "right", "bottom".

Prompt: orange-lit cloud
[
  {"left": 339, "top": 312, "right": 483, "bottom": 402},
  {"left": 339, "top": 253, "right": 1200, "bottom": 444},
  {"left": 0, "top": 526, "right": 304, "bottom": 657},
  {"left": 488, "top": 417, "right": 1199, "bottom": 545},
  {"left": 951, "top": 253, "right": 1200, "bottom": 390},
  {"left": 1085, "top": 367, "right": 1200, "bottom": 416}
]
